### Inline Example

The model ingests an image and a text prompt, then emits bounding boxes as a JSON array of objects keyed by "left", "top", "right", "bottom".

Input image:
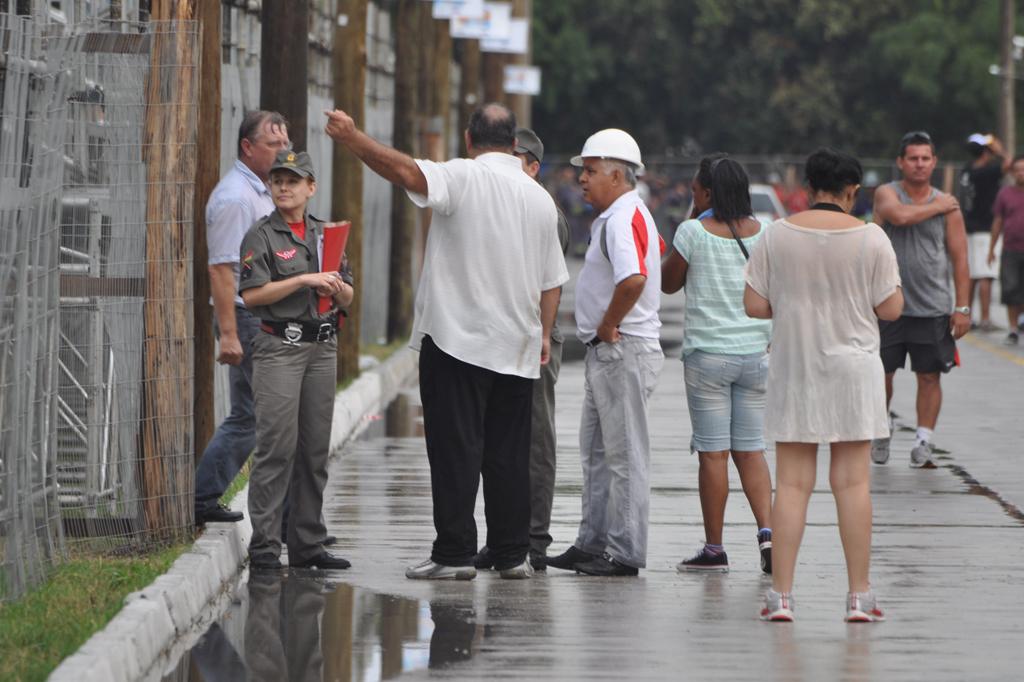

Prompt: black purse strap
[{"left": 724, "top": 218, "right": 751, "bottom": 261}]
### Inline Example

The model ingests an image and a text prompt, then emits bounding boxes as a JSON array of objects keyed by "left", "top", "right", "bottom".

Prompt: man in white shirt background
[
  {"left": 546, "top": 128, "right": 665, "bottom": 577},
  {"left": 325, "top": 103, "right": 569, "bottom": 581}
]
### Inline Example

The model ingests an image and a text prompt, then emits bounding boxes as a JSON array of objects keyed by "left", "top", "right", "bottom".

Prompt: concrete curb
[{"left": 48, "top": 347, "right": 418, "bottom": 682}]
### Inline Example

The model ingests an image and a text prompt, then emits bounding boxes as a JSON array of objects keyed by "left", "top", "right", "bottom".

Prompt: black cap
[
  {"left": 514, "top": 127, "right": 544, "bottom": 163},
  {"left": 270, "top": 149, "right": 315, "bottom": 179}
]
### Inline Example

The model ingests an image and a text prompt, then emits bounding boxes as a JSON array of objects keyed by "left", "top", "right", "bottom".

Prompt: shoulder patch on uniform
[
  {"left": 275, "top": 248, "right": 297, "bottom": 260},
  {"left": 242, "top": 250, "right": 254, "bottom": 269}
]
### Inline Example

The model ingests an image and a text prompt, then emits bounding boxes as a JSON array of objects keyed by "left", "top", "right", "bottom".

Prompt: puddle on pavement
[
  {"left": 358, "top": 389, "right": 424, "bottom": 440},
  {"left": 161, "top": 575, "right": 481, "bottom": 681}
]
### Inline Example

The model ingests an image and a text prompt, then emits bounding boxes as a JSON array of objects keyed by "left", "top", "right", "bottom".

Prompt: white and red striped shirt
[{"left": 575, "top": 189, "right": 663, "bottom": 342}]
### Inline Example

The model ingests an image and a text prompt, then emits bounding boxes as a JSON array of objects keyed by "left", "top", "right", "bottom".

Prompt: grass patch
[
  {"left": 220, "top": 460, "right": 251, "bottom": 506},
  {"left": 0, "top": 544, "right": 187, "bottom": 681},
  {"left": 362, "top": 338, "right": 407, "bottom": 362}
]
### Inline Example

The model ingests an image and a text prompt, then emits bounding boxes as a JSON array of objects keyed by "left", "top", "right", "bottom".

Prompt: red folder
[{"left": 318, "top": 220, "right": 351, "bottom": 314}]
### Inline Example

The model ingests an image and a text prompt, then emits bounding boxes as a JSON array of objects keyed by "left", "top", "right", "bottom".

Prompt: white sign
[
  {"left": 450, "top": 2, "right": 511, "bottom": 40},
  {"left": 431, "top": 0, "right": 484, "bottom": 21},
  {"left": 481, "top": 17, "right": 528, "bottom": 54},
  {"left": 504, "top": 65, "right": 541, "bottom": 96}
]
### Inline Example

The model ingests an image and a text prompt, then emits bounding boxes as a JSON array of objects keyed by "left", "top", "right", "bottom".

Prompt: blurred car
[{"left": 749, "top": 183, "right": 787, "bottom": 222}]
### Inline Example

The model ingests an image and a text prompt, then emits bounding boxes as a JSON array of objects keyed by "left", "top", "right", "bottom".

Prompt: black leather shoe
[
  {"left": 323, "top": 535, "right": 338, "bottom": 547},
  {"left": 545, "top": 546, "right": 596, "bottom": 571},
  {"left": 529, "top": 550, "right": 547, "bottom": 571},
  {"left": 473, "top": 545, "right": 495, "bottom": 569},
  {"left": 290, "top": 552, "right": 351, "bottom": 570},
  {"left": 249, "top": 554, "right": 283, "bottom": 571},
  {"left": 197, "top": 503, "right": 244, "bottom": 525},
  {"left": 575, "top": 553, "right": 639, "bottom": 577}
]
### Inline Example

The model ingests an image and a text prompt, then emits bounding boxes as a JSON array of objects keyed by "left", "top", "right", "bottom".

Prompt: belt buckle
[
  {"left": 316, "top": 323, "right": 334, "bottom": 342},
  {"left": 283, "top": 322, "right": 303, "bottom": 346}
]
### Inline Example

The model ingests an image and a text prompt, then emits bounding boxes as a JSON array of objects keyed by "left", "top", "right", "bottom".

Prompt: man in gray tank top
[{"left": 872, "top": 131, "right": 970, "bottom": 469}]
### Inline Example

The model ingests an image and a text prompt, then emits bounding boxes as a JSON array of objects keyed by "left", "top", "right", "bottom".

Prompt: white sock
[{"left": 914, "top": 427, "right": 933, "bottom": 446}]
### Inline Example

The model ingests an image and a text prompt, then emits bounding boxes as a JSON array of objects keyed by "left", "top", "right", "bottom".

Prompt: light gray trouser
[
  {"left": 574, "top": 334, "right": 663, "bottom": 568},
  {"left": 248, "top": 330, "right": 337, "bottom": 564},
  {"left": 529, "top": 336, "right": 562, "bottom": 555}
]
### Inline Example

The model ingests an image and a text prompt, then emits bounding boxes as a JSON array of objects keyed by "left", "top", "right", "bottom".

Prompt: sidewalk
[{"left": 302, "top": 266, "right": 1021, "bottom": 681}]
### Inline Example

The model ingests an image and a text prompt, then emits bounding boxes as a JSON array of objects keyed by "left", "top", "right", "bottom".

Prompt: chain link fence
[{"left": 1, "top": 13, "right": 199, "bottom": 601}]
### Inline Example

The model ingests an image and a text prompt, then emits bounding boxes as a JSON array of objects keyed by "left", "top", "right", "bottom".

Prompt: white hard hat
[{"left": 570, "top": 128, "right": 645, "bottom": 174}]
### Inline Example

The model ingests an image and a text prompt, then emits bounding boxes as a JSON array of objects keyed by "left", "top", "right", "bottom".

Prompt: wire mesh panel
[
  {"left": 57, "top": 19, "right": 199, "bottom": 554},
  {"left": 0, "top": 13, "right": 77, "bottom": 601}
]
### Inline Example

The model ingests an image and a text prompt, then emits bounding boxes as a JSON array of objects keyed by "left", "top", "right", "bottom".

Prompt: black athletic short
[
  {"left": 879, "top": 315, "right": 957, "bottom": 374},
  {"left": 1000, "top": 250, "right": 1024, "bottom": 306}
]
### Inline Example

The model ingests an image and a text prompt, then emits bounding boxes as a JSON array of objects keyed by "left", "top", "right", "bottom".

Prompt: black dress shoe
[
  {"left": 545, "top": 545, "right": 597, "bottom": 571},
  {"left": 290, "top": 552, "right": 352, "bottom": 570},
  {"left": 574, "top": 553, "right": 639, "bottom": 577},
  {"left": 196, "top": 503, "right": 244, "bottom": 525},
  {"left": 473, "top": 545, "right": 495, "bottom": 569},
  {"left": 529, "top": 550, "right": 547, "bottom": 571},
  {"left": 249, "top": 554, "right": 283, "bottom": 571},
  {"left": 323, "top": 535, "right": 338, "bottom": 547}
]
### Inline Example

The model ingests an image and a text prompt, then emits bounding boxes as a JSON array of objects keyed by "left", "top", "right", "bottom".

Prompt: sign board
[
  {"left": 481, "top": 17, "right": 528, "bottom": 54},
  {"left": 450, "top": 2, "right": 511, "bottom": 40},
  {"left": 503, "top": 65, "right": 541, "bottom": 96},
  {"left": 430, "top": 0, "right": 484, "bottom": 20}
]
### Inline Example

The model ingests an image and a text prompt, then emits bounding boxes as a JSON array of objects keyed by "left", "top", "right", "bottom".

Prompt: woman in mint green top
[{"left": 661, "top": 156, "right": 774, "bottom": 575}]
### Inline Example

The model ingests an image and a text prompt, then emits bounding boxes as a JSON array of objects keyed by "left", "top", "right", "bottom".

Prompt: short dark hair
[
  {"left": 805, "top": 147, "right": 863, "bottom": 195},
  {"left": 708, "top": 158, "right": 752, "bottom": 225},
  {"left": 467, "top": 103, "right": 516, "bottom": 150},
  {"left": 238, "top": 110, "right": 288, "bottom": 156},
  {"left": 899, "top": 130, "right": 935, "bottom": 157},
  {"left": 695, "top": 152, "right": 728, "bottom": 192}
]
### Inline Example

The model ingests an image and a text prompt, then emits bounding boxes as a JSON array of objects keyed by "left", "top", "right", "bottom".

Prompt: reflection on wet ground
[{"left": 162, "top": 574, "right": 480, "bottom": 681}]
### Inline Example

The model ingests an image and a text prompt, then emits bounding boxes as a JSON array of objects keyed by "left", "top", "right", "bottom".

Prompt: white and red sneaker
[
  {"left": 845, "top": 591, "right": 886, "bottom": 622},
  {"left": 760, "top": 589, "right": 795, "bottom": 622}
]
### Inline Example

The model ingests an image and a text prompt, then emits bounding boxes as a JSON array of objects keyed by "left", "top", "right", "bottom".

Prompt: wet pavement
[{"left": 164, "top": 265, "right": 1022, "bottom": 681}]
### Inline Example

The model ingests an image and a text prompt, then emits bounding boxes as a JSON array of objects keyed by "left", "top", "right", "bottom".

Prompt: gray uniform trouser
[
  {"left": 574, "top": 335, "right": 663, "bottom": 568},
  {"left": 529, "top": 336, "right": 562, "bottom": 555},
  {"left": 248, "top": 330, "right": 337, "bottom": 564}
]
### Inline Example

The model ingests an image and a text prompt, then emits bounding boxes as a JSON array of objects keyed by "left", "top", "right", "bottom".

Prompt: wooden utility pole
[
  {"left": 481, "top": 49, "right": 507, "bottom": 105},
  {"left": 998, "top": 0, "right": 1016, "bottom": 156},
  {"left": 333, "top": 0, "right": 368, "bottom": 382},
  {"left": 143, "top": 0, "right": 200, "bottom": 538},
  {"left": 192, "top": 0, "right": 220, "bottom": 460},
  {"left": 456, "top": 39, "right": 481, "bottom": 156},
  {"left": 261, "top": 0, "right": 309, "bottom": 151},
  {"left": 387, "top": 0, "right": 421, "bottom": 342},
  {"left": 508, "top": 0, "right": 532, "bottom": 127}
]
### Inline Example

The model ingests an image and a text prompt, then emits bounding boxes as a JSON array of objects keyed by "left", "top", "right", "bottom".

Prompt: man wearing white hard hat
[{"left": 546, "top": 128, "right": 665, "bottom": 576}]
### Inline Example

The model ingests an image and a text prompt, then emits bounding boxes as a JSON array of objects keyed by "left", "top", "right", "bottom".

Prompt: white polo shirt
[
  {"left": 575, "top": 189, "right": 663, "bottom": 342},
  {"left": 206, "top": 160, "right": 274, "bottom": 305},
  {"left": 406, "top": 152, "right": 569, "bottom": 379}
]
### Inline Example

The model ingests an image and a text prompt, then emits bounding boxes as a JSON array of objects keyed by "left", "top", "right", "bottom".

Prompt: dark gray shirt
[{"left": 881, "top": 182, "right": 951, "bottom": 317}]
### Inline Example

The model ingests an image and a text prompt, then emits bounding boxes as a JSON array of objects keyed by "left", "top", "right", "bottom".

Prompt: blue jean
[
  {"left": 683, "top": 350, "right": 767, "bottom": 453},
  {"left": 194, "top": 306, "right": 260, "bottom": 513}
]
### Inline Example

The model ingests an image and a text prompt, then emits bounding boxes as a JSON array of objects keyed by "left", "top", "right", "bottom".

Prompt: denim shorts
[{"left": 683, "top": 350, "right": 768, "bottom": 453}]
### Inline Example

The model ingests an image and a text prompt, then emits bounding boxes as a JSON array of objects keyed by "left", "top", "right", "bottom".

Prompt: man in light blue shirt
[{"left": 194, "top": 110, "right": 289, "bottom": 525}]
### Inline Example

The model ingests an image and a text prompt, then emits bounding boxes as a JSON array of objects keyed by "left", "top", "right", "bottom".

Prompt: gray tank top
[{"left": 881, "top": 182, "right": 951, "bottom": 317}]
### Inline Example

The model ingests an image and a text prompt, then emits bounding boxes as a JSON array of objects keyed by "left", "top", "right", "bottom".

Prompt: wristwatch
[{"left": 954, "top": 306, "right": 971, "bottom": 315}]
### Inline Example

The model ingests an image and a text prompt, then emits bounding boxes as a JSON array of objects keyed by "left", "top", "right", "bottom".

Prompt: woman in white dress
[{"left": 743, "top": 148, "right": 904, "bottom": 623}]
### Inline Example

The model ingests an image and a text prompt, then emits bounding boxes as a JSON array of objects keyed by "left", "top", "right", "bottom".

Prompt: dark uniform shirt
[
  {"left": 238, "top": 209, "right": 353, "bottom": 323},
  {"left": 959, "top": 159, "right": 1004, "bottom": 233}
]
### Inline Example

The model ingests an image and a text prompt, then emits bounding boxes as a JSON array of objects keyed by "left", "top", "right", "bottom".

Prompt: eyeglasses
[{"left": 900, "top": 130, "right": 932, "bottom": 144}]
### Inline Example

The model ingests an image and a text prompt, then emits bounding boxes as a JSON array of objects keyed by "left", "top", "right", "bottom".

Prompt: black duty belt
[
  {"left": 260, "top": 319, "right": 337, "bottom": 344},
  {"left": 585, "top": 336, "right": 602, "bottom": 347}
]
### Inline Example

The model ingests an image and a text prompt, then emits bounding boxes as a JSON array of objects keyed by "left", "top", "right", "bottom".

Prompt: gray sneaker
[
  {"left": 909, "top": 441, "right": 938, "bottom": 469},
  {"left": 405, "top": 559, "right": 476, "bottom": 581},
  {"left": 845, "top": 590, "right": 886, "bottom": 622},
  {"left": 499, "top": 557, "right": 534, "bottom": 580},
  {"left": 760, "top": 589, "right": 795, "bottom": 622},
  {"left": 870, "top": 437, "right": 891, "bottom": 465}
]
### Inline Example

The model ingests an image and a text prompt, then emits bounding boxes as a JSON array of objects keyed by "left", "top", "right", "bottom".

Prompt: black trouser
[{"left": 419, "top": 335, "right": 533, "bottom": 570}]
